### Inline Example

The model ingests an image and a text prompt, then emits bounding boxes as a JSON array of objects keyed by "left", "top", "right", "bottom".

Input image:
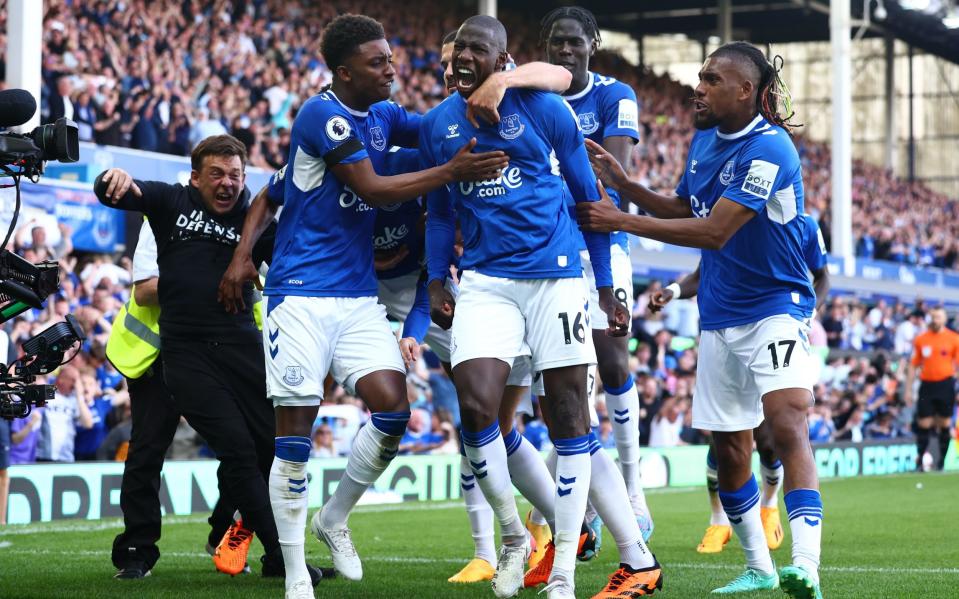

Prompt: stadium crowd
[
  {"left": 11, "top": 0, "right": 956, "bottom": 269},
  {"left": 0, "top": 0, "right": 952, "bottom": 474}
]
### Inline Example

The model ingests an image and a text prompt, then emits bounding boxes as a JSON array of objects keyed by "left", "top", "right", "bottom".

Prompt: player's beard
[{"left": 693, "top": 111, "right": 720, "bottom": 130}]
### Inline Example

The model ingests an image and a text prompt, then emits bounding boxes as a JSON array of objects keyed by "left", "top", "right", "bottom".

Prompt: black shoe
[
  {"left": 114, "top": 561, "right": 151, "bottom": 579},
  {"left": 261, "top": 548, "right": 333, "bottom": 587}
]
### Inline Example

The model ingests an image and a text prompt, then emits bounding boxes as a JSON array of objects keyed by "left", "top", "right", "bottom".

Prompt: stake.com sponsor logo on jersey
[{"left": 458, "top": 164, "right": 524, "bottom": 197}]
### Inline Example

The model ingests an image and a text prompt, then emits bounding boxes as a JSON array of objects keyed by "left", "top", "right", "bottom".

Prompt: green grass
[{"left": 1, "top": 472, "right": 957, "bottom": 598}]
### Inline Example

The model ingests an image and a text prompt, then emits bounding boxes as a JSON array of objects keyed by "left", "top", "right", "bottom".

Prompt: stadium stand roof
[{"left": 515, "top": 0, "right": 959, "bottom": 64}]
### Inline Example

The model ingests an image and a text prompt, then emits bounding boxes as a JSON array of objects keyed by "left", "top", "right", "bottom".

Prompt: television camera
[{"left": 0, "top": 88, "right": 83, "bottom": 419}]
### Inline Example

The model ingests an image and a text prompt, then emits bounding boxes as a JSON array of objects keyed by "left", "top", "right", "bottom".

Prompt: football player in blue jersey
[
  {"left": 422, "top": 16, "right": 661, "bottom": 599},
  {"left": 579, "top": 42, "right": 824, "bottom": 599},
  {"left": 217, "top": 14, "right": 519, "bottom": 599},
  {"left": 648, "top": 213, "right": 829, "bottom": 560},
  {"left": 539, "top": 4, "right": 654, "bottom": 549}
]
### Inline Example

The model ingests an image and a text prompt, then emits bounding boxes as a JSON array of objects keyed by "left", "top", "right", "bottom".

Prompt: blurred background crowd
[{"left": 0, "top": 0, "right": 955, "bottom": 467}]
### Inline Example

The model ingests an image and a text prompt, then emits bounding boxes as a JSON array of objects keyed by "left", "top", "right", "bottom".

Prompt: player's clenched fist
[
  {"left": 598, "top": 287, "right": 629, "bottom": 337},
  {"left": 576, "top": 179, "right": 621, "bottom": 233},
  {"left": 427, "top": 279, "right": 456, "bottom": 330},
  {"left": 648, "top": 287, "right": 674, "bottom": 314}
]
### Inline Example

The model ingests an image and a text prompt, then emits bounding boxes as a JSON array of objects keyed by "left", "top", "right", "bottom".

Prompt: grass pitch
[{"left": 1, "top": 472, "right": 956, "bottom": 598}]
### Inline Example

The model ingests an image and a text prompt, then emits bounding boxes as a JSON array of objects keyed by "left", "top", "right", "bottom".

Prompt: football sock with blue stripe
[
  {"left": 719, "top": 475, "right": 773, "bottom": 575},
  {"left": 784, "top": 488, "right": 822, "bottom": 583}
]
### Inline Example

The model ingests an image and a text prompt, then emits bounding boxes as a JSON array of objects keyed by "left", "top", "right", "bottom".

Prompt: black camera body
[
  {"left": 0, "top": 315, "right": 86, "bottom": 420},
  {"left": 0, "top": 117, "right": 79, "bottom": 178}
]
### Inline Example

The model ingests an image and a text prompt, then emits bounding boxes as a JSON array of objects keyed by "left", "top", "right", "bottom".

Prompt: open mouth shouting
[
  {"left": 214, "top": 189, "right": 235, "bottom": 210},
  {"left": 455, "top": 65, "right": 478, "bottom": 94}
]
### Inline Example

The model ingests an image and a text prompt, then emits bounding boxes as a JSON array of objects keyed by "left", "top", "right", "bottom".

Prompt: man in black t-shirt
[{"left": 95, "top": 135, "right": 321, "bottom": 586}]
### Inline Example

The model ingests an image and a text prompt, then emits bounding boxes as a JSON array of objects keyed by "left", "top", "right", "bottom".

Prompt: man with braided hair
[{"left": 581, "top": 42, "right": 823, "bottom": 599}]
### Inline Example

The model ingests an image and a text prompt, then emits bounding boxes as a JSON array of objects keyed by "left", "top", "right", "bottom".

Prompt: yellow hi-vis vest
[
  {"left": 105, "top": 285, "right": 265, "bottom": 380},
  {"left": 105, "top": 285, "right": 161, "bottom": 380}
]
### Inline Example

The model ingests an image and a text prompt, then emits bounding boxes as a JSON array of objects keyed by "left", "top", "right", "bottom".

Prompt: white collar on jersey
[
  {"left": 564, "top": 71, "right": 595, "bottom": 101},
  {"left": 328, "top": 90, "right": 369, "bottom": 118},
  {"left": 715, "top": 113, "right": 764, "bottom": 140}
]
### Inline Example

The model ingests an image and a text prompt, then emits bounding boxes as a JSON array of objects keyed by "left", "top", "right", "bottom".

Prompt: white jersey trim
[
  {"left": 715, "top": 114, "right": 764, "bottom": 140},
  {"left": 564, "top": 71, "right": 596, "bottom": 101},
  {"left": 328, "top": 90, "right": 369, "bottom": 118}
]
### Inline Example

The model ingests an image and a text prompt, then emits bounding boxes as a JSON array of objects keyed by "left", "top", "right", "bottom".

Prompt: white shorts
[
  {"left": 450, "top": 271, "right": 597, "bottom": 372},
  {"left": 264, "top": 295, "right": 405, "bottom": 406},
  {"left": 526, "top": 363, "right": 600, "bottom": 427},
  {"left": 378, "top": 273, "right": 453, "bottom": 364},
  {"left": 693, "top": 314, "right": 816, "bottom": 432},
  {"left": 580, "top": 245, "right": 633, "bottom": 332}
]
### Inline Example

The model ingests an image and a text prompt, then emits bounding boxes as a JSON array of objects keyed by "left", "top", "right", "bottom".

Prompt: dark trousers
[
  {"left": 111, "top": 358, "right": 236, "bottom": 570},
  {"left": 160, "top": 338, "right": 279, "bottom": 555}
]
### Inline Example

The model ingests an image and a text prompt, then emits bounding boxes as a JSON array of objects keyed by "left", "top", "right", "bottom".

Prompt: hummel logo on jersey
[
  {"left": 690, "top": 159, "right": 698, "bottom": 174},
  {"left": 446, "top": 123, "right": 460, "bottom": 139},
  {"left": 459, "top": 165, "right": 523, "bottom": 197},
  {"left": 499, "top": 114, "right": 525, "bottom": 140}
]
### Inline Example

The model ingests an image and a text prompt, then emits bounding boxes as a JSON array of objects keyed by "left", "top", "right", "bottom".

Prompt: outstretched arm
[
  {"left": 585, "top": 139, "right": 693, "bottom": 219},
  {"left": 578, "top": 193, "right": 754, "bottom": 251},
  {"left": 331, "top": 138, "right": 507, "bottom": 208}
]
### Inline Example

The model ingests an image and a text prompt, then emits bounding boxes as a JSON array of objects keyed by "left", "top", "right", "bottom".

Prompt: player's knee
[
  {"left": 377, "top": 389, "right": 409, "bottom": 414},
  {"left": 597, "top": 360, "right": 630, "bottom": 389},
  {"left": 542, "top": 398, "right": 590, "bottom": 439},
  {"left": 767, "top": 414, "right": 811, "bottom": 456},
  {"left": 713, "top": 434, "right": 752, "bottom": 473},
  {"left": 460, "top": 394, "right": 497, "bottom": 432}
]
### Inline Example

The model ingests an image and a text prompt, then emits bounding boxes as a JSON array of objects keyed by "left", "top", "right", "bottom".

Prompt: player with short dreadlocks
[
  {"left": 580, "top": 42, "right": 823, "bottom": 599},
  {"left": 529, "top": 7, "right": 655, "bottom": 567}
]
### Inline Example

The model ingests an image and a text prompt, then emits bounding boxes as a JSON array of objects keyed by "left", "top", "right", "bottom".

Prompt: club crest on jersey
[
  {"left": 499, "top": 114, "right": 525, "bottom": 140},
  {"left": 283, "top": 366, "right": 304, "bottom": 387},
  {"left": 369, "top": 126, "right": 387, "bottom": 151},
  {"left": 719, "top": 160, "right": 735, "bottom": 185},
  {"left": 325, "top": 116, "right": 351, "bottom": 142},
  {"left": 578, "top": 112, "right": 599, "bottom": 134}
]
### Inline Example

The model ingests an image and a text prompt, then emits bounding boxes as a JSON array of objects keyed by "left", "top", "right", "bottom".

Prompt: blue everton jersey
[
  {"left": 375, "top": 147, "right": 426, "bottom": 280},
  {"left": 421, "top": 89, "right": 609, "bottom": 283},
  {"left": 265, "top": 91, "right": 420, "bottom": 297},
  {"left": 675, "top": 115, "right": 815, "bottom": 330},
  {"left": 565, "top": 72, "right": 640, "bottom": 252},
  {"left": 801, "top": 214, "right": 827, "bottom": 272}
]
